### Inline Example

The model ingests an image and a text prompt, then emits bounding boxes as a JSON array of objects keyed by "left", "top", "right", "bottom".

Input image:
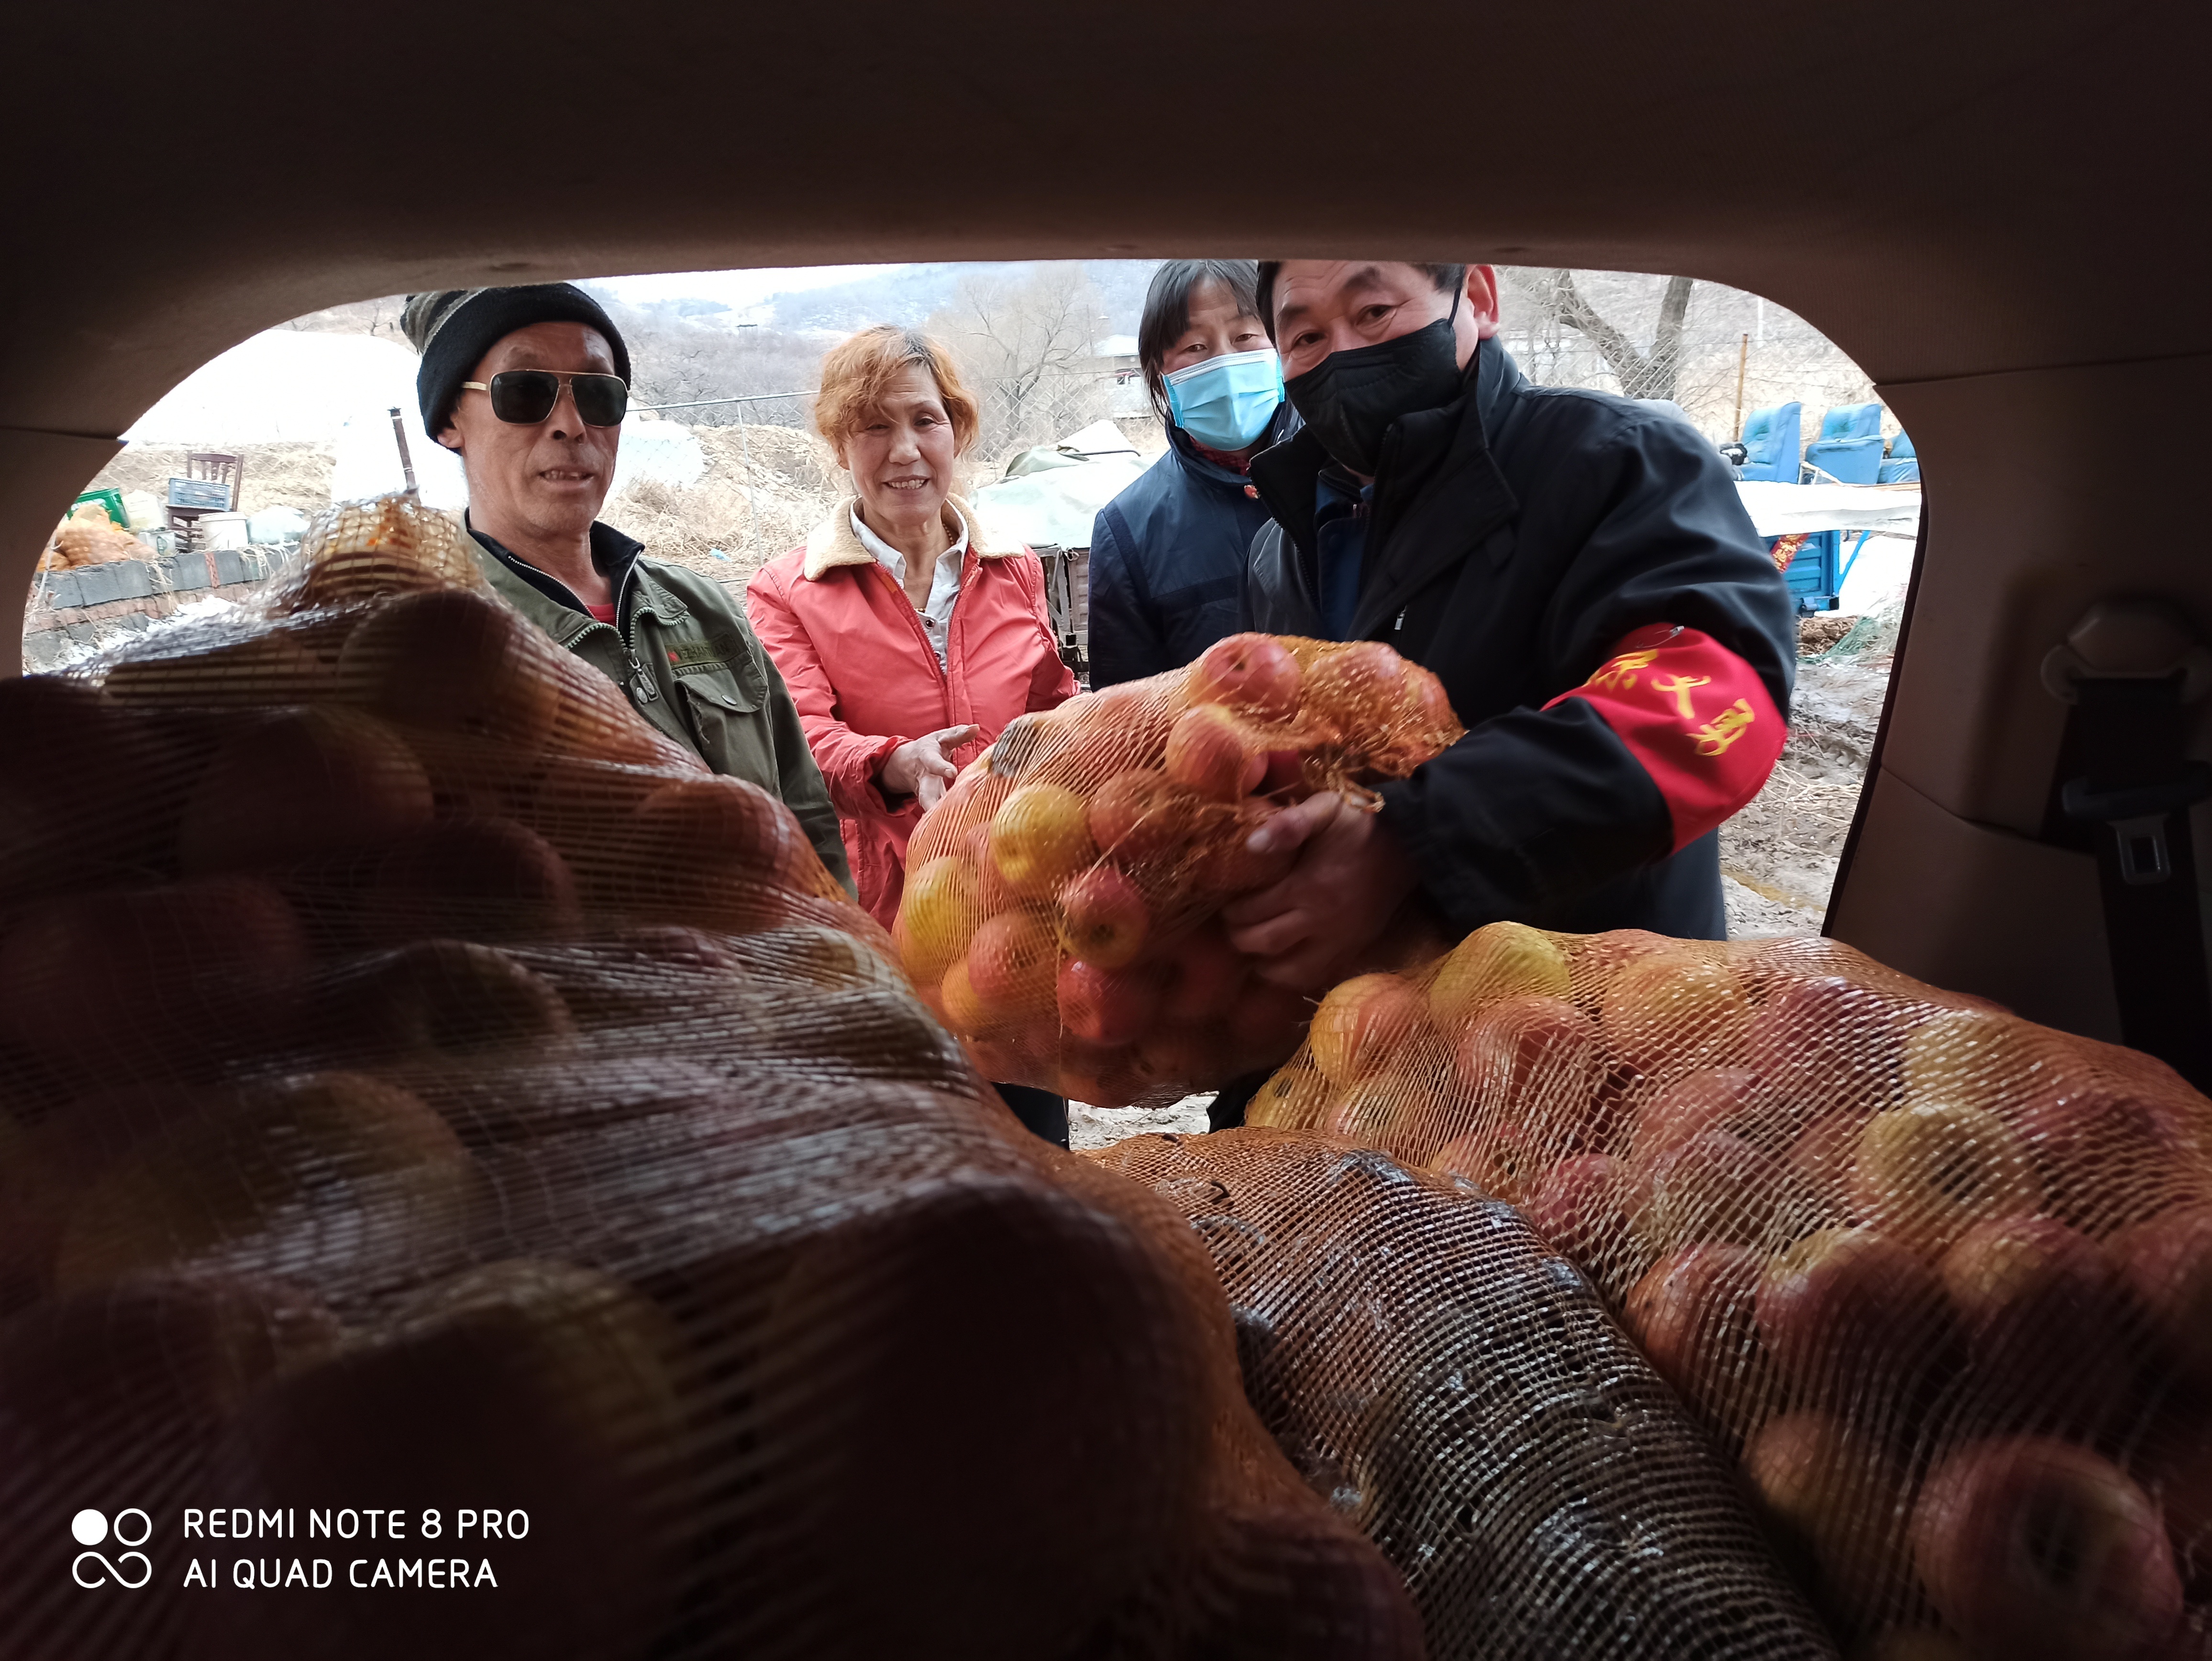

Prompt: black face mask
[{"left": 1282, "top": 289, "right": 1466, "bottom": 476}]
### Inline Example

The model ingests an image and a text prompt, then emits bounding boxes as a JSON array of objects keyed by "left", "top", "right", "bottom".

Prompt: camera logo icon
[{"left": 71, "top": 1509, "right": 152, "bottom": 1589}]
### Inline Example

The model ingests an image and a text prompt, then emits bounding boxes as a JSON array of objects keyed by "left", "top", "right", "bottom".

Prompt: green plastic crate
[{"left": 71, "top": 487, "right": 128, "bottom": 528}]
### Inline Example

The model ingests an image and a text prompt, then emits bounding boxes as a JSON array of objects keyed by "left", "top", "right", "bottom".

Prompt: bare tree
[
  {"left": 1520, "top": 270, "right": 1697, "bottom": 402},
  {"left": 929, "top": 265, "right": 1109, "bottom": 459}
]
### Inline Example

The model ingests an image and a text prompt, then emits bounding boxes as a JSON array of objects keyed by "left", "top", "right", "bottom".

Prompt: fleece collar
[{"left": 802, "top": 493, "right": 1016, "bottom": 582}]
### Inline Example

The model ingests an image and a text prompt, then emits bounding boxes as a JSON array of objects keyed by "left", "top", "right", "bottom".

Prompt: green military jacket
[{"left": 469, "top": 528, "right": 854, "bottom": 896}]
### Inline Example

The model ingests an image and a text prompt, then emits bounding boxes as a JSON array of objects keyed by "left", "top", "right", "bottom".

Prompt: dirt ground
[
  {"left": 1718, "top": 610, "right": 1898, "bottom": 938},
  {"left": 86, "top": 442, "right": 335, "bottom": 519}
]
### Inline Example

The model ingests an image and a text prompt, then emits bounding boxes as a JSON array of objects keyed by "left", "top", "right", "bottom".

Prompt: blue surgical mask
[{"left": 1164, "top": 348, "right": 1284, "bottom": 452}]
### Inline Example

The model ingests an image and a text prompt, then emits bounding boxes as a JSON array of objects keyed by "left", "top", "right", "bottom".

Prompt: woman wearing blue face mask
[{"left": 1086, "top": 260, "right": 1297, "bottom": 687}]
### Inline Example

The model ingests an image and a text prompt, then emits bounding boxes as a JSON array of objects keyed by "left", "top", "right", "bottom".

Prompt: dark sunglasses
[{"left": 460, "top": 370, "right": 629, "bottom": 427}]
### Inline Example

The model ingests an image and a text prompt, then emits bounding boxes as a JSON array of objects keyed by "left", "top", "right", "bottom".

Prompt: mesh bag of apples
[
  {"left": 1096, "top": 1125, "right": 1845, "bottom": 1661},
  {"left": 0, "top": 495, "right": 1426, "bottom": 1660},
  {"left": 895, "top": 632, "right": 1462, "bottom": 1107},
  {"left": 1248, "top": 921, "right": 2212, "bottom": 1660}
]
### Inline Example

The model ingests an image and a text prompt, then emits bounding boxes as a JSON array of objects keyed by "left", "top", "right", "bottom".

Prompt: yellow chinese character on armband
[
  {"left": 1651, "top": 672, "right": 1711, "bottom": 719},
  {"left": 1692, "top": 699, "right": 1758, "bottom": 756},
  {"left": 1587, "top": 648, "right": 1660, "bottom": 693}
]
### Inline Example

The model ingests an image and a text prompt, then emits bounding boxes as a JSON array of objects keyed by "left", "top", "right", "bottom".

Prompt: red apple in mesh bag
[
  {"left": 1746, "top": 973, "right": 1906, "bottom": 1131},
  {"left": 1783, "top": 1109, "right": 1869, "bottom": 1211},
  {"left": 1187, "top": 632, "right": 1302, "bottom": 720},
  {"left": 0, "top": 877, "right": 307, "bottom": 1078},
  {"left": 1299, "top": 640, "right": 1409, "bottom": 734},
  {"left": 1524, "top": 1152, "right": 1636, "bottom": 1268},
  {"left": 635, "top": 774, "right": 816, "bottom": 877},
  {"left": 2111, "top": 1204, "right": 2212, "bottom": 1384},
  {"left": 178, "top": 705, "right": 434, "bottom": 875},
  {"left": 1452, "top": 992, "right": 1600, "bottom": 1099},
  {"left": 962, "top": 822, "right": 1024, "bottom": 916},
  {"left": 1158, "top": 919, "right": 1248, "bottom": 1022},
  {"left": 360, "top": 816, "right": 582, "bottom": 944},
  {"left": 1901, "top": 1006, "right": 2057, "bottom": 1111},
  {"left": 1056, "top": 864, "right": 1150, "bottom": 969},
  {"left": 1164, "top": 704, "right": 1266, "bottom": 801},
  {"left": 989, "top": 783, "right": 1097, "bottom": 897},
  {"left": 1637, "top": 1129, "right": 1821, "bottom": 1253},
  {"left": 190, "top": 1259, "right": 688, "bottom": 1661},
  {"left": 340, "top": 586, "right": 565, "bottom": 747},
  {"left": 0, "top": 676, "right": 180, "bottom": 895},
  {"left": 964, "top": 908, "right": 1061, "bottom": 1024},
  {"left": 1628, "top": 1066, "right": 1765, "bottom": 1165},
  {"left": 1246, "top": 1058, "right": 1332, "bottom": 1130},
  {"left": 2004, "top": 1080, "right": 2200, "bottom": 1235},
  {"left": 1425, "top": 1122, "right": 1547, "bottom": 1199},
  {"left": 52, "top": 1071, "right": 477, "bottom": 1295},
  {"left": 1564, "top": 928, "right": 1679, "bottom": 1013},
  {"left": 1937, "top": 1214, "right": 2139, "bottom": 1427},
  {"left": 895, "top": 854, "right": 985, "bottom": 985},
  {"left": 1755, "top": 1225, "right": 1962, "bottom": 1403},
  {"left": 1847, "top": 1100, "right": 2043, "bottom": 1255},
  {"left": 1745, "top": 1409, "right": 1915, "bottom": 1631},
  {"left": 1323, "top": 1071, "right": 1422, "bottom": 1152},
  {"left": 1912, "top": 1436, "right": 2183, "bottom": 1661},
  {"left": 297, "top": 936, "right": 574, "bottom": 1063},
  {"left": 1057, "top": 958, "right": 1162, "bottom": 1048},
  {"left": 1427, "top": 920, "right": 1571, "bottom": 1030},
  {"left": 1087, "top": 768, "right": 1199, "bottom": 866},
  {"left": 0, "top": 1272, "right": 341, "bottom": 1656},
  {"left": 1311, "top": 974, "right": 1430, "bottom": 1086},
  {"left": 1622, "top": 1241, "right": 1768, "bottom": 1428},
  {"left": 1599, "top": 952, "right": 1753, "bottom": 1081},
  {"left": 1180, "top": 1505, "right": 1426, "bottom": 1661}
]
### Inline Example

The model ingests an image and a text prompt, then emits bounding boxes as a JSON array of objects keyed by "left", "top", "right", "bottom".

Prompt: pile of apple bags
[
  {"left": 895, "top": 633, "right": 1461, "bottom": 1107},
  {"left": 1250, "top": 921, "right": 2212, "bottom": 1659},
  {"left": 0, "top": 495, "right": 1422, "bottom": 1661}
]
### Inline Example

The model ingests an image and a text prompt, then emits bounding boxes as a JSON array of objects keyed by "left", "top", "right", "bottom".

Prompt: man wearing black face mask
[{"left": 1223, "top": 261, "right": 1795, "bottom": 995}]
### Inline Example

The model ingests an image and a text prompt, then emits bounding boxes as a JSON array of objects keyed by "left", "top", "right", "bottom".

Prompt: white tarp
[
  {"left": 1737, "top": 481, "right": 1922, "bottom": 538},
  {"left": 119, "top": 327, "right": 710, "bottom": 514},
  {"left": 971, "top": 453, "right": 1150, "bottom": 550},
  {"left": 126, "top": 331, "right": 471, "bottom": 509}
]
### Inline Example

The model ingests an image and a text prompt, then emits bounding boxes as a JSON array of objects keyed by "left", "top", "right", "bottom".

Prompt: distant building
[{"left": 1095, "top": 334, "right": 1140, "bottom": 383}]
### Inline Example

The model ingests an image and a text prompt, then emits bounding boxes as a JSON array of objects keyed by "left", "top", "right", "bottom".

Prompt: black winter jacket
[
  {"left": 1088, "top": 406, "right": 1299, "bottom": 687},
  {"left": 1241, "top": 339, "right": 1795, "bottom": 940}
]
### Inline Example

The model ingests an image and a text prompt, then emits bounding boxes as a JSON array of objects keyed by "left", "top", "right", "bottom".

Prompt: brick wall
[{"left": 22, "top": 548, "right": 283, "bottom": 671}]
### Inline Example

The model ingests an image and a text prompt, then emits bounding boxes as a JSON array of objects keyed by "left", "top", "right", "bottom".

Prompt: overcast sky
[{"left": 591, "top": 265, "right": 912, "bottom": 309}]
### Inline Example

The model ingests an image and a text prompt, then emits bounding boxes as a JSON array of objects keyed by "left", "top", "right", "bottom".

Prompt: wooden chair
[{"left": 165, "top": 452, "right": 246, "bottom": 543}]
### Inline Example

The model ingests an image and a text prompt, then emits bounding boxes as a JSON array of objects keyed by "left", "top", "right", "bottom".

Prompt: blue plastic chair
[
  {"left": 1737, "top": 402, "right": 1802, "bottom": 482},
  {"left": 1803, "top": 401, "right": 1886, "bottom": 484},
  {"left": 1878, "top": 429, "right": 1920, "bottom": 484}
]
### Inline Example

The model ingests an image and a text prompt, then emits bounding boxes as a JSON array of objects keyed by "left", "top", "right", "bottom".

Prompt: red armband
[{"left": 1544, "top": 623, "right": 1786, "bottom": 853}]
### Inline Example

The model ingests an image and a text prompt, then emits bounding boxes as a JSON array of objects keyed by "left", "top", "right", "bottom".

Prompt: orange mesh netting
[
  {"left": 1093, "top": 1126, "right": 1841, "bottom": 1660},
  {"left": 0, "top": 494, "right": 1421, "bottom": 1660},
  {"left": 1246, "top": 922, "right": 2212, "bottom": 1659},
  {"left": 894, "top": 633, "right": 1461, "bottom": 1107}
]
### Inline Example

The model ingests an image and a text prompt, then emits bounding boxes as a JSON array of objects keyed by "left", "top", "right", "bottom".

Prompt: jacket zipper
[
  {"left": 879, "top": 562, "right": 952, "bottom": 697},
  {"left": 570, "top": 565, "right": 661, "bottom": 707}
]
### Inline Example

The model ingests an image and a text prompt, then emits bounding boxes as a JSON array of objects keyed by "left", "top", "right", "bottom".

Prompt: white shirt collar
[
  {"left": 851, "top": 503, "right": 968, "bottom": 584},
  {"left": 853, "top": 503, "right": 966, "bottom": 669}
]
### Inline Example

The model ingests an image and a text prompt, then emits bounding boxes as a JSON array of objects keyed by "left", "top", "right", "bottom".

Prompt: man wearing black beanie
[{"left": 401, "top": 284, "right": 852, "bottom": 894}]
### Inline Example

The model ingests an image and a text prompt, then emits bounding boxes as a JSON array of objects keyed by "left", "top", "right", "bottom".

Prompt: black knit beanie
[{"left": 401, "top": 283, "right": 632, "bottom": 437}]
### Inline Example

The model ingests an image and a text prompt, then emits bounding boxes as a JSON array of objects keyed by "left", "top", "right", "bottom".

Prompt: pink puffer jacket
[{"left": 746, "top": 496, "right": 1078, "bottom": 927}]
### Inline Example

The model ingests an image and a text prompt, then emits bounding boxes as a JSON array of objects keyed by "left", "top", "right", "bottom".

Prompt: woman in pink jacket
[{"left": 748, "top": 325, "right": 1078, "bottom": 1141}]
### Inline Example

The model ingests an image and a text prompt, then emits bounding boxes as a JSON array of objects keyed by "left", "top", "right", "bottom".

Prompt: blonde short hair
[{"left": 812, "top": 325, "right": 981, "bottom": 457}]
